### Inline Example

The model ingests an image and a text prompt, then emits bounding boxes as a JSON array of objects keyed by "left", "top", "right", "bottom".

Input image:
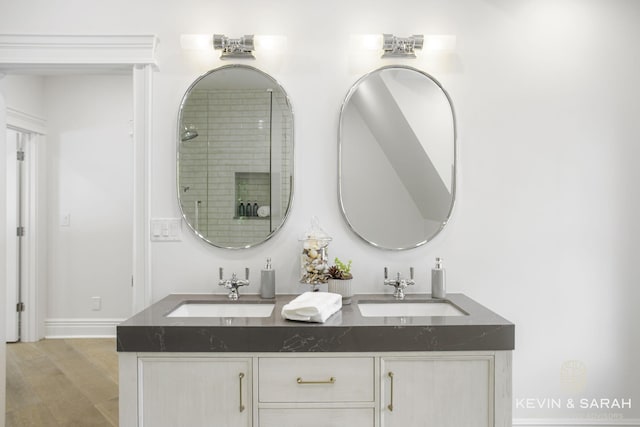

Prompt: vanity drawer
[
  {"left": 259, "top": 408, "right": 374, "bottom": 426},
  {"left": 258, "top": 357, "right": 374, "bottom": 402}
]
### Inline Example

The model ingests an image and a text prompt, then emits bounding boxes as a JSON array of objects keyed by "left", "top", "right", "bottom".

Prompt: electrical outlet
[{"left": 91, "top": 296, "right": 101, "bottom": 311}]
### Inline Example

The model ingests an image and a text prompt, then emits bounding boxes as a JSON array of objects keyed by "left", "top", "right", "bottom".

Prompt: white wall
[
  {"left": 1, "top": 0, "right": 639, "bottom": 422},
  {"left": 0, "top": 75, "right": 46, "bottom": 120},
  {"left": 43, "top": 75, "right": 133, "bottom": 328}
]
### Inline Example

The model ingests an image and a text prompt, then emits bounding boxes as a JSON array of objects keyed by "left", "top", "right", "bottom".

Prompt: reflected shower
[{"left": 181, "top": 124, "right": 199, "bottom": 141}]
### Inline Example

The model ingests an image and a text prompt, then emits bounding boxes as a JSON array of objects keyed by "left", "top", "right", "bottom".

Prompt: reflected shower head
[{"left": 181, "top": 124, "right": 199, "bottom": 142}]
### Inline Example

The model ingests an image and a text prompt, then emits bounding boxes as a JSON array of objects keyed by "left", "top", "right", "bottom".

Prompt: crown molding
[{"left": 0, "top": 34, "right": 158, "bottom": 70}]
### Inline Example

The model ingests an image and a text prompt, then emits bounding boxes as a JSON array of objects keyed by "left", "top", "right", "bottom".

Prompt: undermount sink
[
  {"left": 167, "top": 302, "right": 275, "bottom": 318},
  {"left": 357, "top": 300, "right": 467, "bottom": 317}
]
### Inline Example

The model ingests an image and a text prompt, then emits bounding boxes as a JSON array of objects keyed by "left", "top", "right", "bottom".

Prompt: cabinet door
[
  {"left": 139, "top": 357, "right": 251, "bottom": 427},
  {"left": 381, "top": 356, "right": 492, "bottom": 427}
]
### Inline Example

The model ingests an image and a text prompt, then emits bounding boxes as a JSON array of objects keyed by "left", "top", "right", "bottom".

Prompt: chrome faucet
[
  {"left": 384, "top": 267, "right": 415, "bottom": 300},
  {"left": 218, "top": 267, "right": 250, "bottom": 300}
]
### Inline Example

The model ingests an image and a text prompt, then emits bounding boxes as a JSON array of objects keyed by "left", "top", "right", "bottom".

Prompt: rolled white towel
[{"left": 281, "top": 292, "right": 342, "bottom": 323}]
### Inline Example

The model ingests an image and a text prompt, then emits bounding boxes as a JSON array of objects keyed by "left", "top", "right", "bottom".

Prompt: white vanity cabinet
[
  {"left": 133, "top": 356, "right": 252, "bottom": 427},
  {"left": 382, "top": 355, "right": 493, "bottom": 427},
  {"left": 120, "top": 351, "right": 511, "bottom": 427},
  {"left": 118, "top": 294, "right": 514, "bottom": 426}
]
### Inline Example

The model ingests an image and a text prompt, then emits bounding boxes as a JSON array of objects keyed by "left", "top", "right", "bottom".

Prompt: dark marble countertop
[{"left": 117, "top": 293, "right": 514, "bottom": 353}]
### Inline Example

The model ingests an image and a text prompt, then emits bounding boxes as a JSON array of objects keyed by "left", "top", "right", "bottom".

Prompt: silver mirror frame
[
  {"left": 177, "top": 64, "right": 295, "bottom": 249},
  {"left": 338, "top": 65, "right": 457, "bottom": 250}
]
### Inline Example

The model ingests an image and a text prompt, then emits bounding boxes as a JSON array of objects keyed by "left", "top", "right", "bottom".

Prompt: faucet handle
[
  {"left": 218, "top": 267, "right": 227, "bottom": 288},
  {"left": 234, "top": 268, "right": 250, "bottom": 288},
  {"left": 406, "top": 267, "right": 415, "bottom": 287}
]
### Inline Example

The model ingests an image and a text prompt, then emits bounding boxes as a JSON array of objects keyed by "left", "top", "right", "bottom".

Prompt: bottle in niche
[
  {"left": 253, "top": 202, "right": 259, "bottom": 217},
  {"left": 260, "top": 258, "right": 276, "bottom": 299},
  {"left": 238, "top": 200, "right": 245, "bottom": 217},
  {"left": 246, "top": 201, "right": 253, "bottom": 217},
  {"left": 431, "top": 257, "right": 446, "bottom": 299}
]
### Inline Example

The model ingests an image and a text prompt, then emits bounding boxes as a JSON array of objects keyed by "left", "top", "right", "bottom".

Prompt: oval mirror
[
  {"left": 338, "top": 65, "right": 456, "bottom": 250},
  {"left": 177, "top": 65, "right": 294, "bottom": 248}
]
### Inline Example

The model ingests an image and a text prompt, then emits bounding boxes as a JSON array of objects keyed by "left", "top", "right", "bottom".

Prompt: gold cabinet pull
[
  {"left": 387, "top": 371, "right": 394, "bottom": 411},
  {"left": 238, "top": 373, "right": 245, "bottom": 412},
  {"left": 296, "top": 376, "right": 336, "bottom": 385}
]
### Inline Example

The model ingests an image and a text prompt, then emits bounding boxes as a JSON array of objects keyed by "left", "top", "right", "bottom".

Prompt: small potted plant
[{"left": 327, "top": 257, "right": 353, "bottom": 304}]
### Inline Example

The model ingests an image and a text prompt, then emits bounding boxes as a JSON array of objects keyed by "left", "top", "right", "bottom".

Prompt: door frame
[
  {"left": 4, "top": 127, "right": 21, "bottom": 343},
  {"left": 4, "top": 126, "right": 41, "bottom": 342},
  {"left": 0, "top": 34, "right": 158, "bottom": 340}
]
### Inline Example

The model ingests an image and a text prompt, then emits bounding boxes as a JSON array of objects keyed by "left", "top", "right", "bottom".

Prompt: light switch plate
[
  {"left": 60, "top": 213, "right": 71, "bottom": 227},
  {"left": 150, "top": 218, "right": 182, "bottom": 242}
]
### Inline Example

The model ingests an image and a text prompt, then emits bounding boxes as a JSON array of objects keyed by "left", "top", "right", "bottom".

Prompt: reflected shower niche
[{"left": 234, "top": 172, "right": 270, "bottom": 219}]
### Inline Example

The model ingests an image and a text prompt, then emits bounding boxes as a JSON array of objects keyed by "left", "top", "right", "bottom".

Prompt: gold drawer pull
[
  {"left": 387, "top": 371, "right": 394, "bottom": 412},
  {"left": 239, "top": 373, "right": 245, "bottom": 412},
  {"left": 296, "top": 376, "right": 336, "bottom": 385}
]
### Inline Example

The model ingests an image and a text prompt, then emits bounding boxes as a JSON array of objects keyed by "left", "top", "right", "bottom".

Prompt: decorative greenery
[{"left": 328, "top": 257, "right": 353, "bottom": 280}]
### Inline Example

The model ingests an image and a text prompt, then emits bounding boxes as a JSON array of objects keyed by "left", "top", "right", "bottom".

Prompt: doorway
[
  {"left": 3, "top": 73, "right": 137, "bottom": 340},
  {"left": 0, "top": 33, "right": 157, "bottom": 419},
  {"left": 3, "top": 118, "right": 46, "bottom": 344}
]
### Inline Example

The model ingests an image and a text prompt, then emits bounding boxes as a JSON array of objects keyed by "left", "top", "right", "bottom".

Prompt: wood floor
[{"left": 6, "top": 339, "right": 119, "bottom": 427}]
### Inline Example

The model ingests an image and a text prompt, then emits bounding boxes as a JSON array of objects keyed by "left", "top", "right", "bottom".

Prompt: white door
[{"left": 5, "top": 128, "right": 24, "bottom": 342}]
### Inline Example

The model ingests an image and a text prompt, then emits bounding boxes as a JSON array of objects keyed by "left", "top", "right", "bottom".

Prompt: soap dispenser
[
  {"left": 260, "top": 258, "right": 276, "bottom": 299},
  {"left": 238, "top": 200, "right": 245, "bottom": 217},
  {"left": 431, "top": 257, "right": 446, "bottom": 299}
]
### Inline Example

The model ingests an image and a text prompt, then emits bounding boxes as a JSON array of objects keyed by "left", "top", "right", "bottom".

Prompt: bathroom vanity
[
  {"left": 126, "top": 61, "right": 516, "bottom": 426},
  {"left": 117, "top": 293, "right": 514, "bottom": 426}
]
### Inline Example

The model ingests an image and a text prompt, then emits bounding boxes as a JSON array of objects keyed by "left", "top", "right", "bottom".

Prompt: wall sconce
[
  {"left": 382, "top": 34, "right": 424, "bottom": 58},
  {"left": 213, "top": 34, "right": 255, "bottom": 59},
  {"left": 180, "top": 34, "right": 286, "bottom": 59}
]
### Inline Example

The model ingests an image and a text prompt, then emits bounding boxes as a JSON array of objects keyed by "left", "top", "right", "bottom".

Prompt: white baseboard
[
  {"left": 44, "top": 318, "right": 125, "bottom": 338},
  {"left": 513, "top": 419, "right": 640, "bottom": 427}
]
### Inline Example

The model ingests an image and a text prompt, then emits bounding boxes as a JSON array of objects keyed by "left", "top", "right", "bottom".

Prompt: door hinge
[
  {"left": 17, "top": 226, "right": 25, "bottom": 237},
  {"left": 16, "top": 302, "right": 25, "bottom": 313},
  {"left": 17, "top": 150, "right": 25, "bottom": 161}
]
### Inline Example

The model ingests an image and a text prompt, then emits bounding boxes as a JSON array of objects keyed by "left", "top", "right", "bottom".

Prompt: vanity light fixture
[
  {"left": 213, "top": 34, "right": 255, "bottom": 59},
  {"left": 381, "top": 34, "right": 424, "bottom": 58},
  {"left": 181, "top": 34, "right": 286, "bottom": 58}
]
